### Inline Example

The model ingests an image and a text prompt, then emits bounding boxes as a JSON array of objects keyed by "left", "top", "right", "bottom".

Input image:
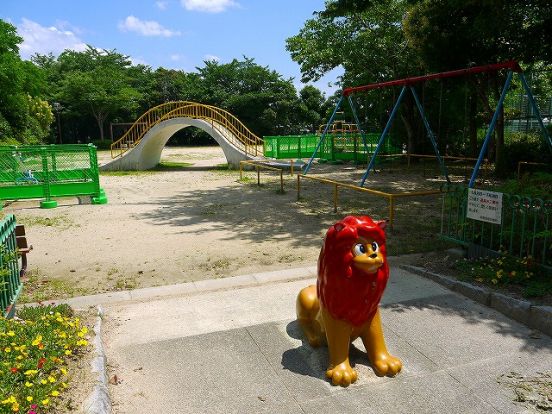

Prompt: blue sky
[{"left": 2, "top": 0, "right": 342, "bottom": 95}]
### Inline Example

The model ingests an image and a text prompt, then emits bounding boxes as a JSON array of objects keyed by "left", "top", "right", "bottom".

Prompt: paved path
[{"left": 77, "top": 265, "right": 551, "bottom": 414}]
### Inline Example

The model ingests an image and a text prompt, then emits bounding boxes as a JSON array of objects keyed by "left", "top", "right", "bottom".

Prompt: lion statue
[{"left": 296, "top": 215, "right": 401, "bottom": 387}]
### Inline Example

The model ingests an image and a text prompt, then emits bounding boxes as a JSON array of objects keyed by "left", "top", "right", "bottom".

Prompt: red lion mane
[{"left": 317, "top": 216, "right": 389, "bottom": 327}]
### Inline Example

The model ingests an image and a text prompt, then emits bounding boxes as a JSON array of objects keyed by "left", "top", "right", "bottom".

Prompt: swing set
[{"left": 304, "top": 61, "right": 552, "bottom": 188}]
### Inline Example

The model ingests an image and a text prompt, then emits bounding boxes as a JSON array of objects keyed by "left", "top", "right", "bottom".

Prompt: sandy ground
[
  {"left": 4, "top": 147, "right": 335, "bottom": 299},
  {"left": 2, "top": 146, "right": 451, "bottom": 301}
]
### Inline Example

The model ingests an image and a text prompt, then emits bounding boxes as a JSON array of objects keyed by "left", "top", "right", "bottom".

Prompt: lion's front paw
[
  {"left": 371, "top": 352, "right": 402, "bottom": 377},
  {"left": 326, "top": 362, "right": 358, "bottom": 387}
]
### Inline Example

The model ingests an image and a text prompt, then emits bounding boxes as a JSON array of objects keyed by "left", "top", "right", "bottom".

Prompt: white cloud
[
  {"left": 129, "top": 56, "right": 149, "bottom": 66},
  {"left": 181, "top": 0, "right": 238, "bottom": 13},
  {"left": 118, "top": 16, "right": 181, "bottom": 37},
  {"left": 203, "top": 54, "right": 220, "bottom": 62},
  {"left": 155, "top": 1, "right": 169, "bottom": 10},
  {"left": 17, "top": 18, "right": 87, "bottom": 59}
]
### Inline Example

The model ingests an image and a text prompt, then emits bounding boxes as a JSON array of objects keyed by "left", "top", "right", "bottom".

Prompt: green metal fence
[
  {"left": 0, "top": 144, "right": 107, "bottom": 208},
  {"left": 0, "top": 215, "right": 22, "bottom": 318},
  {"left": 263, "top": 134, "right": 400, "bottom": 161},
  {"left": 263, "top": 135, "right": 319, "bottom": 159},
  {"left": 440, "top": 184, "right": 551, "bottom": 266}
]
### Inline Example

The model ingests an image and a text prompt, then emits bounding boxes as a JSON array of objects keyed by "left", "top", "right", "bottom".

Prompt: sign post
[{"left": 466, "top": 189, "right": 503, "bottom": 224}]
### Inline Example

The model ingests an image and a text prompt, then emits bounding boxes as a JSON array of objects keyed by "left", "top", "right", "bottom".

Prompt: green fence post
[
  {"left": 90, "top": 144, "right": 107, "bottom": 205},
  {"left": 40, "top": 147, "right": 57, "bottom": 208}
]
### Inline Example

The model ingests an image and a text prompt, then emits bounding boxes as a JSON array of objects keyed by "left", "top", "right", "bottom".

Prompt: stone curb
[
  {"left": 54, "top": 266, "right": 318, "bottom": 310},
  {"left": 81, "top": 305, "right": 111, "bottom": 414},
  {"left": 401, "top": 265, "right": 552, "bottom": 337}
]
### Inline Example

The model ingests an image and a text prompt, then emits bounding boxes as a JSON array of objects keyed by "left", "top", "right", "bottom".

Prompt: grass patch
[
  {"left": 496, "top": 172, "right": 552, "bottom": 199},
  {"left": 16, "top": 215, "right": 75, "bottom": 229},
  {"left": 0, "top": 304, "right": 89, "bottom": 413},
  {"left": 454, "top": 253, "right": 552, "bottom": 299},
  {"left": 18, "top": 269, "right": 91, "bottom": 304},
  {"left": 152, "top": 161, "right": 193, "bottom": 171}
]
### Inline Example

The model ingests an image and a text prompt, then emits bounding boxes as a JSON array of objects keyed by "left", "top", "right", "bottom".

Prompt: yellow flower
[
  {"left": 1, "top": 396, "right": 16, "bottom": 404},
  {"left": 7, "top": 331, "right": 15, "bottom": 337},
  {"left": 11, "top": 402, "right": 19, "bottom": 412},
  {"left": 48, "top": 376, "right": 56, "bottom": 383},
  {"left": 4, "top": 347, "right": 11, "bottom": 353},
  {"left": 50, "top": 391, "right": 59, "bottom": 397},
  {"left": 24, "top": 370, "right": 38, "bottom": 376},
  {"left": 24, "top": 382, "right": 33, "bottom": 388},
  {"left": 26, "top": 396, "right": 32, "bottom": 402},
  {"left": 64, "top": 350, "right": 72, "bottom": 356},
  {"left": 31, "top": 335, "right": 42, "bottom": 346},
  {"left": 491, "top": 279, "right": 498, "bottom": 285},
  {"left": 40, "top": 379, "right": 47, "bottom": 385},
  {"left": 41, "top": 398, "right": 49, "bottom": 406},
  {"left": 60, "top": 368, "right": 67, "bottom": 375},
  {"left": 61, "top": 382, "right": 68, "bottom": 388}
]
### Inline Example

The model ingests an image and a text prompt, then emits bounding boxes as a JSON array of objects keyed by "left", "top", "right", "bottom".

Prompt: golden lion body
[{"left": 296, "top": 216, "right": 402, "bottom": 386}]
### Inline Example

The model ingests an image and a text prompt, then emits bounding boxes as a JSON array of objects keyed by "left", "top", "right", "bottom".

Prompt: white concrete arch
[{"left": 100, "top": 118, "right": 261, "bottom": 171}]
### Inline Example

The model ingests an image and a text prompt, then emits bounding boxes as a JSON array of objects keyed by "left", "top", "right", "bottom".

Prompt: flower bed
[{"left": 0, "top": 304, "right": 89, "bottom": 414}]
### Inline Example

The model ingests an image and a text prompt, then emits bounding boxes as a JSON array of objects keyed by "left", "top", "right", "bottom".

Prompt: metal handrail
[{"left": 110, "top": 101, "right": 263, "bottom": 158}]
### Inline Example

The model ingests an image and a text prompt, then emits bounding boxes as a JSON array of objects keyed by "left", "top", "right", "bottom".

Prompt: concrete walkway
[{"left": 73, "top": 264, "right": 551, "bottom": 414}]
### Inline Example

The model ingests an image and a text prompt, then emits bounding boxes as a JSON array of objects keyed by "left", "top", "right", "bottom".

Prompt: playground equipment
[
  {"left": 0, "top": 144, "right": 107, "bottom": 208},
  {"left": 305, "top": 61, "right": 552, "bottom": 188},
  {"left": 104, "top": 101, "right": 264, "bottom": 170},
  {"left": 296, "top": 216, "right": 401, "bottom": 387}
]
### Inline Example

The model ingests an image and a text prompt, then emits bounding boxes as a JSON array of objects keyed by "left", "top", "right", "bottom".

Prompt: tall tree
[
  {"left": 196, "top": 58, "right": 302, "bottom": 136},
  {"left": 0, "top": 19, "right": 51, "bottom": 144},
  {"left": 298, "top": 85, "right": 330, "bottom": 133},
  {"left": 42, "top": 47, "right": 141, "bottom": 141},
  {"left": 286, "top": 0, "right": 425, "bottom": 151},
  {"left": 403, "top": 0, "right": 552, "bottom": 172}
]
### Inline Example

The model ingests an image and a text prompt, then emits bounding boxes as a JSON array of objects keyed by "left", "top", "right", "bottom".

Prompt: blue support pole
[
  {"left": 360, "top": 86, "right": 407, "bottom": 187},
  {"left": 347, "top": 95, "right": 369, "bottom": 156},
  {"left": 518, "top": 72, "right": 552, "bottom": 152},
  {"left": 409, "top": 86, "right": 450, "bottom": 183},
  {"left": 468, "top": 70, "right": 513, "bottom": 188},
  {"left": 303, "top": 95, "right": 344, "bottom": 175}
]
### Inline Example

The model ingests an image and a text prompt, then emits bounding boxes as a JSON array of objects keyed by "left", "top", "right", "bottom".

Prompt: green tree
[
  {"left": 403, "top": 0, "right": 552, "bottom": 172},
  {"left": 196, "top": 58, "right": 302, "bottom": 136},
  {"left": 38, "top": 47, "right": 142, "bottom": 141},
  {"left": 0, "top": 19, "right": 51, "bottom": 144},
  {"left": 298, "top": 85, "right": 330, "bottom": 133},
  {"left": 286, "top": 1, "right": 425, "bottom": 151}
]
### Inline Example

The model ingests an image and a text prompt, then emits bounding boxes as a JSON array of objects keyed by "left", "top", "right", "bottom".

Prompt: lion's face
[
  {"left": 317, "top": 216, "right": 389, "bottom": 326},
  {"left": 351, "top": 237, "right": 385, "bottom": 275}
]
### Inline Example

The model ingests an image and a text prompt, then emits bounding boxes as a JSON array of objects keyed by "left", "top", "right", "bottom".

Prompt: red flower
[
  {"left": 37, "top": 358, "right": 47, "bottom": 369},
  {"left": 10, "top": 367, "right": 18, "bottom": 373}
]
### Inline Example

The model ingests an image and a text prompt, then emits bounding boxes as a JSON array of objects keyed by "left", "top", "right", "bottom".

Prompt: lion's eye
[
  {"left": 371, "top": 242, "right": 379, "bottom": 252},
  {"left": 353, "top": 243, "right": 366, "bottom": 256}
]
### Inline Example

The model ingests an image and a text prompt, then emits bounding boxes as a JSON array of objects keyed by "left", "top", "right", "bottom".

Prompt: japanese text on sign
[{"left": 466, "top": 188, "right": 503, "bottom": 224}]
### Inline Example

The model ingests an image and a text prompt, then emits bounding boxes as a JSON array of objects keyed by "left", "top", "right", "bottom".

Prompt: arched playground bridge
[{"left": 101, "top": 101, "right": 264, "bottom": 170}]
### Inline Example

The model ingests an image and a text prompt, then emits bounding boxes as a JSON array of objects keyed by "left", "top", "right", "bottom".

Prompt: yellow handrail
[{"left": 110, "top": 101, "right": 263, "bottom": 159}]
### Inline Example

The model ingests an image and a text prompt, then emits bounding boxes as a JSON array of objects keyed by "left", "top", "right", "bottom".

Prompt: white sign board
[{"left": 466, "top": 188, "right": 503, "bottom": 224}]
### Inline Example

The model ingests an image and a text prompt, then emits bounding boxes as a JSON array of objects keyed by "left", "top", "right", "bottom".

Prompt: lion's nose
[{"left": 370, "top": 253, "right": 378, "bottom": 259}]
